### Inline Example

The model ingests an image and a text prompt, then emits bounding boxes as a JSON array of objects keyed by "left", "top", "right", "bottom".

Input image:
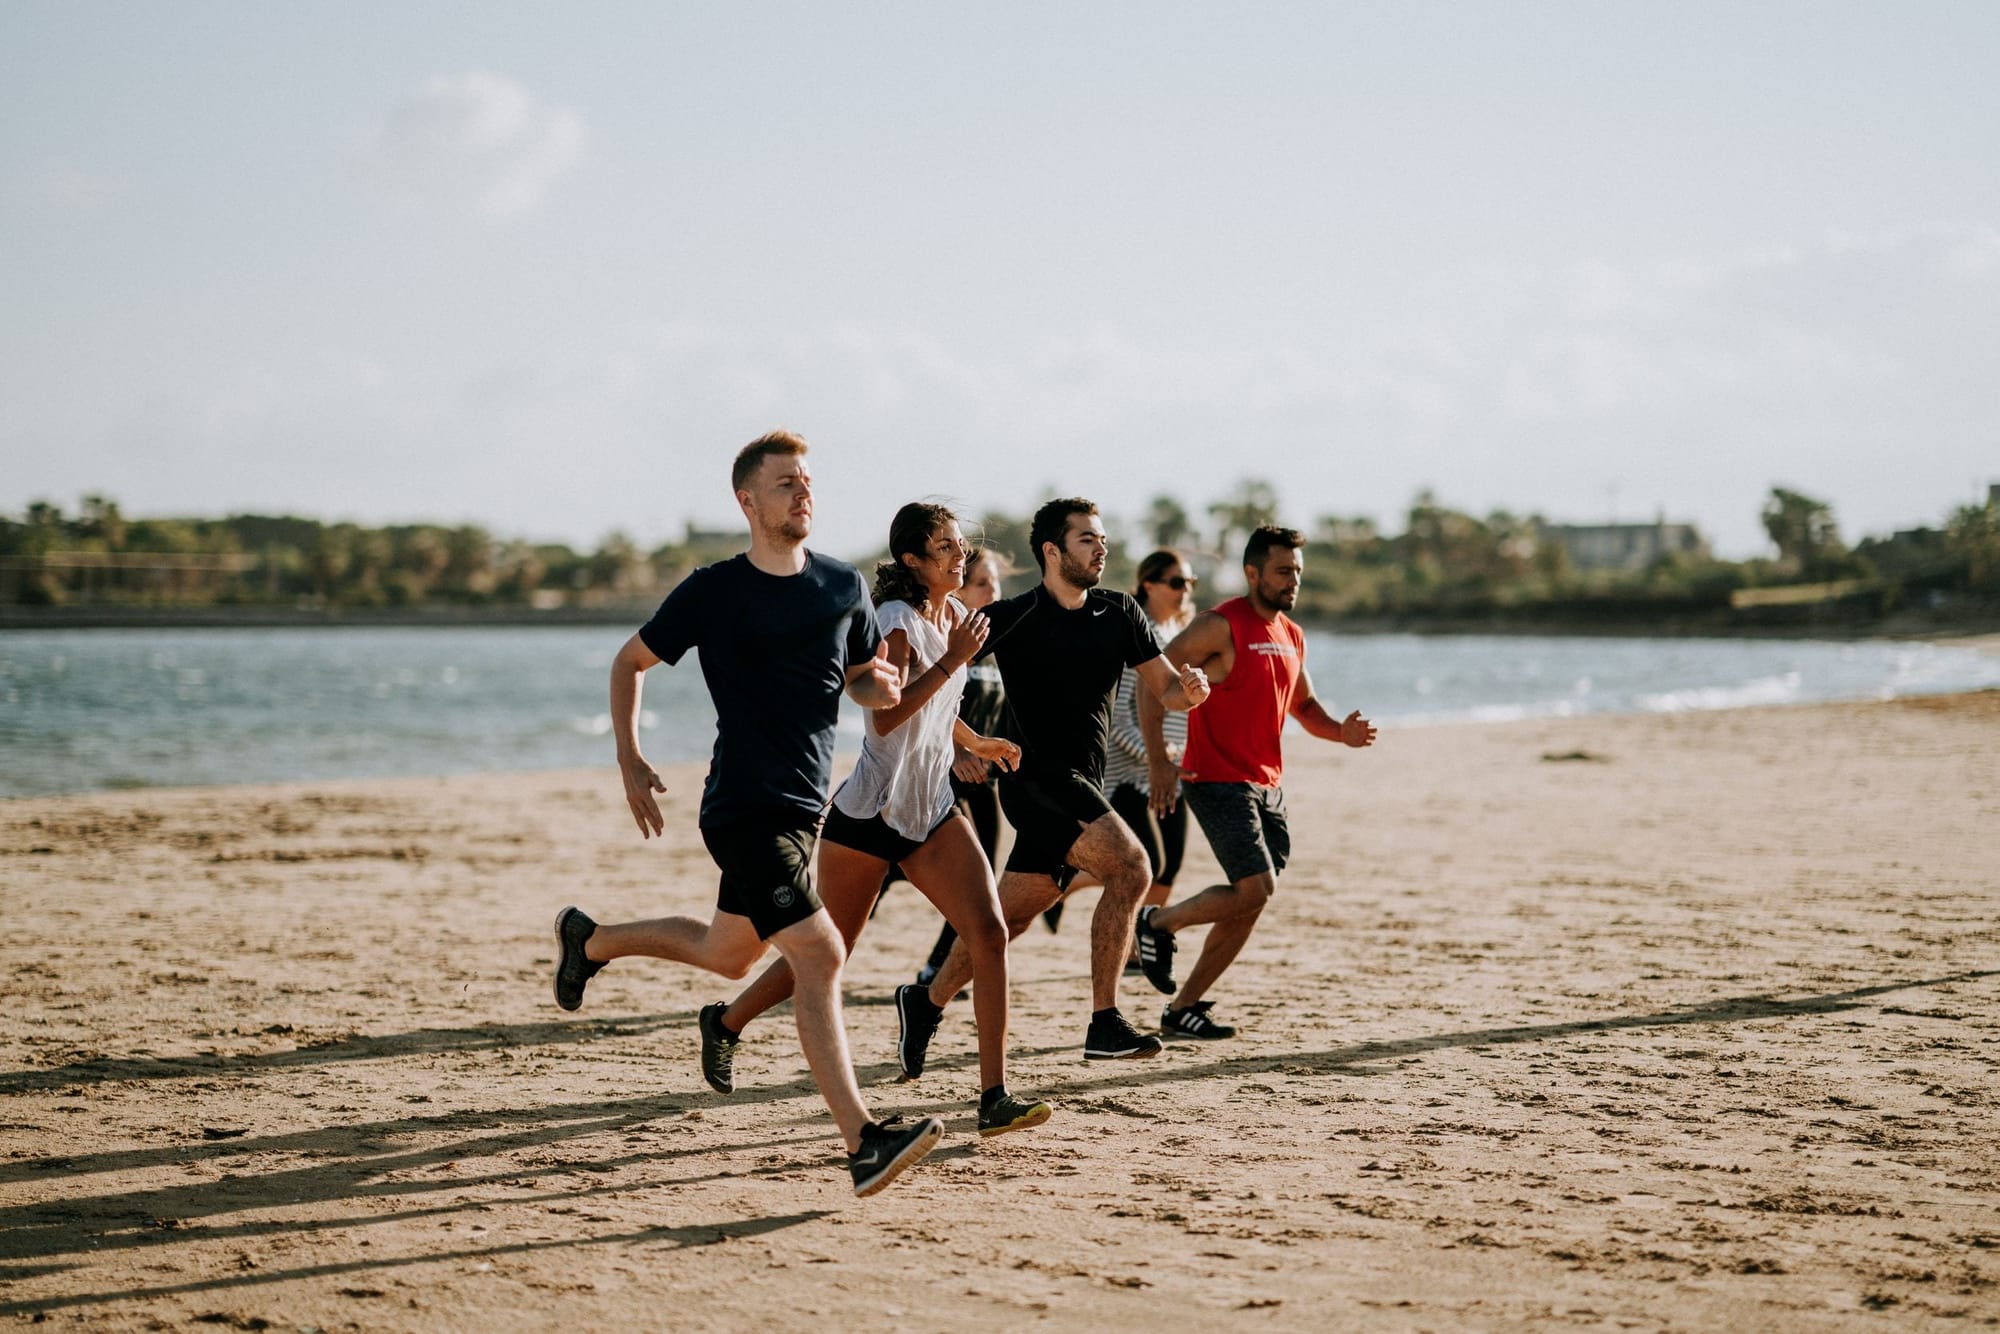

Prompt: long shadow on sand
[
  {"left": 4, "top": 968, "right": 1991, "bottom": 1314},
  {"left": 0, "top": 1012, "right": 704, "bottom": 1098},
  {"left": 0, "top": 1208, "right": 831, "bottom": 1318}
]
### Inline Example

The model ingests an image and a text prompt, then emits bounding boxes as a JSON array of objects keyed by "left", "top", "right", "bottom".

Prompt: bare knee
[
  {"left": 1234, "top": 876, "right": 1275, "bottom": 914},
  {"left": 776, "top": 926, "right": 845, "bottom": 985},
  {"left": 1101, "top": 848, "right": 1150, "bottom": 901},
  {"left": 959, "top": 910, "right": 1008, "bottom": 961}
]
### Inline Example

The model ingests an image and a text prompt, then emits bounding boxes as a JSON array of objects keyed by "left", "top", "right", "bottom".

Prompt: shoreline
[{"left": 6, "top": 683, "right": 1996, "bottom": 805}]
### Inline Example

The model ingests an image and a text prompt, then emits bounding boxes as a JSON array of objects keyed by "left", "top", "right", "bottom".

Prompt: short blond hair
[{"left": 732, "top": 430, "right": 809, "bottom": 492}]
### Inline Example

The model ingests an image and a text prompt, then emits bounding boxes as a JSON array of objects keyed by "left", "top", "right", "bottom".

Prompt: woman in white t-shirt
[{"left": 702, "top": 504, "right": 1052, "bottom": 1139}]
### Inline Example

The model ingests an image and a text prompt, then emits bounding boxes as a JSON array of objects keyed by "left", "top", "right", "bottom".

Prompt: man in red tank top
[{"left": 1133, "top": 525, "right": 1376, "bottom": 1039}]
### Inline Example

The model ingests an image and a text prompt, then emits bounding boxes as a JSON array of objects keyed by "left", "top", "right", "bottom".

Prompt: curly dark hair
[{"left": 872, "top": 502, "right": 960, "bottom": 610}]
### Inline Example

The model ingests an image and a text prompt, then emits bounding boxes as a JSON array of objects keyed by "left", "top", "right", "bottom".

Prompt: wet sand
[{"left": 3, "top": 693, "right": 1997, "bottom": 1330}]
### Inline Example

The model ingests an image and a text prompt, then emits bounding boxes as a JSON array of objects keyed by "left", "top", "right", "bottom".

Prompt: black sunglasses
[{"left": 1161, "top": 575, "right": 1196, "bottom": 591}]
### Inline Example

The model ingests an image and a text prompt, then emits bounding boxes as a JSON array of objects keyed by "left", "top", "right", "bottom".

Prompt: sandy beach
[{"left": 3, "top": 692, "right": 1997, "bottom": 1331}]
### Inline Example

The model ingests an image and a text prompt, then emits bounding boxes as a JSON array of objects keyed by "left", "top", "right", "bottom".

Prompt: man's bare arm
[
  {"left": 844, "top": 639, "right": 904, "bottom": 710},
  {"left": 1140, "top": 612, "right": 1233, "bottom": 815},
  {"left": 1292, "top": 665, "right": 1377, "bottom": 748},
  {"left": 610, "top": 633, "right": 668, "bottom": 837},
  {"left": 1135, "top": 653, "right": 1210, "bottom": 713}
]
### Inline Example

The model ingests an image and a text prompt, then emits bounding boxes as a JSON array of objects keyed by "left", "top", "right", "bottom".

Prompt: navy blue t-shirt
[{"left": 638, "top": 551, "right": 881, "bottom": 827}]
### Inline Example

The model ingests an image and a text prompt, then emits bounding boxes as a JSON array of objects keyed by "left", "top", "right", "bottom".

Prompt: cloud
[
  {"left": 360, "top": 72, "right": 584, "bottom": 218},
  {"left": 1943, "top": 228, "right": 2000, "bottom": 281},
  {"left": 23, "top": 168, "right": 126, "bottom": 214}
]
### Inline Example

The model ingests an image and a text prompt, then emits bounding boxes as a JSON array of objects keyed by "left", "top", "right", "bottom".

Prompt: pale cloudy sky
[{"left": 3, "top": 2, "right": 1996, "bottom": 558}]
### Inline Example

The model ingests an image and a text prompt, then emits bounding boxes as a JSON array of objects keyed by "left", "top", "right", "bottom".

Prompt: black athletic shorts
[
  {"left": 822, "top": 803, "right": 956, "bottom": 865},
  {"left": 1181, "top": 781, "right": 1289, "bottom": 884},
  {"left": 699, "top": 812, "right": 823, "bottom": 940},
  {"left": 998, "top": 772, "right": 1114, "bottom": 885}
]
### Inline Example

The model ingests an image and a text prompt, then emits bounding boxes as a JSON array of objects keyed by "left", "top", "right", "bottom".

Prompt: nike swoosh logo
[{"left": 1092, "top": 607, "right": 1106, "bottom": 617}]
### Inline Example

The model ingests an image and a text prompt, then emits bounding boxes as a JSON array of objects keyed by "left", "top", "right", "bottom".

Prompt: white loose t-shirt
[{"left": 830, "top": 596, "right": 966, "bottom": 840}]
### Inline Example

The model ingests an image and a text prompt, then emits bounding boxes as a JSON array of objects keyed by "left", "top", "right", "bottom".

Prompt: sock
[
  {"left": 980, "top": 1084, "right": 1008, "bottom": 1109},
  {"left": 1091, "top": 1006, "right": 1120, "bottom": 1022}
]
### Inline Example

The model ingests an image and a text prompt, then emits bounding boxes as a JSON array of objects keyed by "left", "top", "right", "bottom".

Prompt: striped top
[{"left": 1103, "top": 615, "right": 1190, "bottom": 792}]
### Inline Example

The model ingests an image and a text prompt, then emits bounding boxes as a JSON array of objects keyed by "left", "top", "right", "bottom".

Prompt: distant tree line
[
  {"left": 0, "top": 496, "right": 739, "bottom": 609},
  {"left": 3, "top": 484, "right": 1996, "bottom": 624},
  {"left": 967, "top": 480, "right": 2000, "bottom": 626}
]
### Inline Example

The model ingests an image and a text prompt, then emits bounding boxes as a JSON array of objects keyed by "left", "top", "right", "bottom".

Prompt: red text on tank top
[{"left": 1181, "top": 597, "right": 1304, "bottom": 787}]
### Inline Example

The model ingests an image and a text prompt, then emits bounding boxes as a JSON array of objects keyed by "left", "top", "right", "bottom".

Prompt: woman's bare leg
[{"left": 901, "top": 813, "right": 1010, "bottom": 1091}]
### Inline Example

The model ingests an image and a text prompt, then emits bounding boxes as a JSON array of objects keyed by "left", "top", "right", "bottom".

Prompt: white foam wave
[{"left": 1637, "top": 671, "right": 1801, "bottom": 714}]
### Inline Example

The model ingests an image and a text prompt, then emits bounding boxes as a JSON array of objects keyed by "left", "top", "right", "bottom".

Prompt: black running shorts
[
  {"left": 998, "top": 772, "right": 1114, "bottom": 883},
  {"left": 699, "top": 813, "right": 823, "bottom": 940},
  {"left": 822, "top": 803, "right": 956, "bottom": 865}
]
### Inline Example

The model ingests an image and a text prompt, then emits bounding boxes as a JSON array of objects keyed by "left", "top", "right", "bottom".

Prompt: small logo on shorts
[{"left": 772, "top": 886, "right": 795, "bottom": 907}]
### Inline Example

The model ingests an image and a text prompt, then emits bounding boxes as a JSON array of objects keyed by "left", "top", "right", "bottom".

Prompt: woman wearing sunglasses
[{"left": 1103, "top": 548, "right": 1201, "bottom": 973}]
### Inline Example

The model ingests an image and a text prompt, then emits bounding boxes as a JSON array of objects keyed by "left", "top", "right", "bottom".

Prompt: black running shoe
[
  {"left": 1083, "top": 1008, "right": 1164, "bottom": 1060},
  {"left": 697, "top": 1002, "right": 739, "bottom": 1095},
  {"left": 1161, "top": 1001, "right": 1236, "bottom": 1040},
  {"left": 1134, "top": 905, "right": 1177, "bottom": 995},
  {"left": 978, "top": 1093, "right": 1053, "bottom": 1138},
  {"left": 552, "top": 906, "right": 604, "bottom": 1012},
  {"left": 849, "top": 1115, "right": 944, "bottom": 1197},
  {"left": 895, "top": 983, "right": 944, "bottom": 1079}
]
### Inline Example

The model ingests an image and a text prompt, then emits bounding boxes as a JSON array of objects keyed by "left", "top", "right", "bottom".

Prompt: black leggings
[
  {"left": 1109, "top": 782, "right": 1186, "bottom": 888},
  {"left": 923, "top": 780, "right": 1002, "bottom": 969}
]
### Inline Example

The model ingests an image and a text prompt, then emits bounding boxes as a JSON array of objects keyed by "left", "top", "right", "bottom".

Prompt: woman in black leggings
[{"left": 1103, "top": 549, "right": 1199, "bottom": 942}]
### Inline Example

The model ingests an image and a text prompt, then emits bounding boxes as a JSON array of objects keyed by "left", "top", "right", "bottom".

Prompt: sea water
[{"left": 1, "top": 627, "right": 1995, "bottom": 798}]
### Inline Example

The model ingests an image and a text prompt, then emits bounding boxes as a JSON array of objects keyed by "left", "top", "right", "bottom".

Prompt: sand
[{"left": 3, "top": 693, "right": 1997, "bottom": 1331}]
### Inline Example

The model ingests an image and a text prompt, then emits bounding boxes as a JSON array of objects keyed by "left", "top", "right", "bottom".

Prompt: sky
[{"left": 3, "top": 2, "right": 1997, "bottom": 560}]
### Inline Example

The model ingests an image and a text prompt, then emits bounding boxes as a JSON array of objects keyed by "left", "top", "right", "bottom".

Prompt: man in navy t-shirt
[{"left": 548, "top": 431, "right": 945, "bottom": 1198}]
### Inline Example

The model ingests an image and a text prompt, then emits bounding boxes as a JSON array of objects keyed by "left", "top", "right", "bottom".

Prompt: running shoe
[
  {"left": 978, "top": 1093, "right": 1054, "bottom": 1138},
  {"left": 895, "top": 983, "right": 944, "bottom": 1079},
  {"left": 1134, "top": 905, "right": 1177, "bottom": 995},
  {"left": 1083, "top": 1008, "right": 1164, "bottom": 1060},
  {"left": 552, "top": 906, "right": 604, "bottom": 1012},
  {"left": 849, "top": 1115, "right": 945, "bottom": 1197},
  {"left": 697, "top": 1002, "right": 739, "bottom": 1094},
  {"left": 1161, "top": 1001, "right": 1236, "bottom": 1040},
  {"left": 1041, "top": 900, "right": 1065, "bottom": 933}
]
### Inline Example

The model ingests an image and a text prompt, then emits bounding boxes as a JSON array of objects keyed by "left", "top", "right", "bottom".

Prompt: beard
[
  {"left": 760, "top": 509, "right": 810, "bottom": 544},
  {"left": 1057, "top": 549, "right": 1102, "bottom": 588}
]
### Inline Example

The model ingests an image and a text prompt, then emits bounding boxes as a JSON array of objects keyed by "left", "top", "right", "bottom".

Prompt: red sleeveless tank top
[{"left": 1180, "top": 597, "right": 1304, "bottom": 787}]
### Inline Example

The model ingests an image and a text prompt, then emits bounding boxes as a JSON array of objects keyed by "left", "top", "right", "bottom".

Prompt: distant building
[
  {"left": 1536, "top": 519, "right": 1709, "bottom": 572},
  {"left": 684, "top": 523, "right": 747, "bottom": 546}
]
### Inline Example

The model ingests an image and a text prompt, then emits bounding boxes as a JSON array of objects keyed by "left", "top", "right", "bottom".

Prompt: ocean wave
[{"left": 1637, "top": 672, "right": 1802, "bottom": 713}]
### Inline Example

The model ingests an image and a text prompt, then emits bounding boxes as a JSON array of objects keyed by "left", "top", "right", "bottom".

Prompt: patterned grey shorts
[{"left": 1181, "top": 781, "right": 1289, "bottom": 884}]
